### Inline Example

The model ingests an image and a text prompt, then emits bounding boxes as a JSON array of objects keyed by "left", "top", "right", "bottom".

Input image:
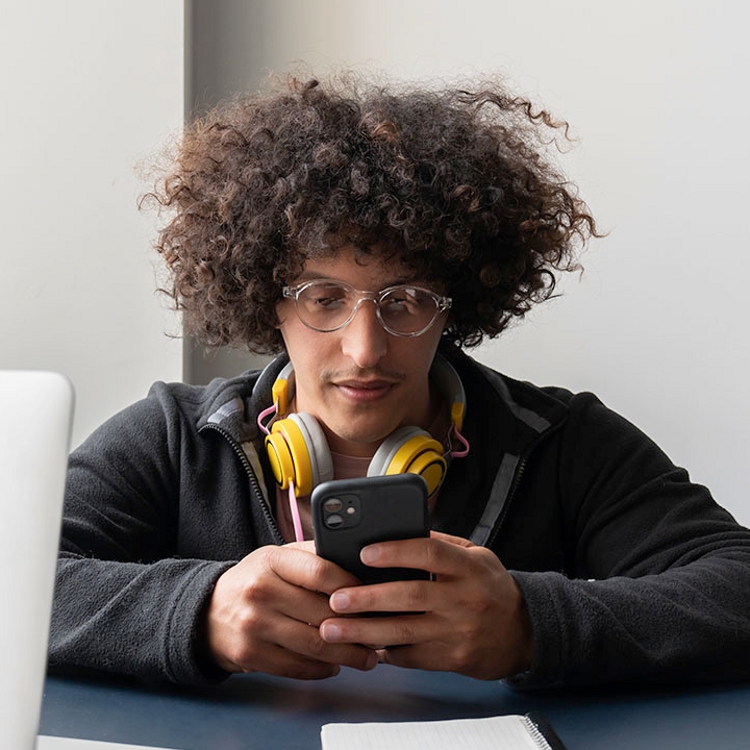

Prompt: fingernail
[
  {"left": 322, "top": 622, "right": 342, "bottom": 642},
  {"left": 360, "top": 545, "right": 380, "bottom": 564},
  {"left": 330, "top": 591, "right": 350, "bottom": 611},
  {"left": 364, "top": 651, "right": 379, "bottom": 670}
]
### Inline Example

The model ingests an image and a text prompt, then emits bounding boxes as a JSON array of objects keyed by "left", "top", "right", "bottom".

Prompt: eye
[
  {"left": 382, "top": 287, "right": 427, "bottom": 315},
  {"left": 314, "top": 294, "right": 343, "bottom": 309},
  {"left": 302, "top": 283, "right": 349, "bottom": 312}
]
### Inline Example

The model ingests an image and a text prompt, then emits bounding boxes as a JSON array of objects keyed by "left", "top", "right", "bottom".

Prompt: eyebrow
[{"left": 293, "top": 271, "right": 419, "bottom": 287}]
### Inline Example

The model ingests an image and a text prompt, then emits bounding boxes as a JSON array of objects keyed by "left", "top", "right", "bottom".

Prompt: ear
[{"left": 275, "top": 305, "right": 289, "bottom": 331}]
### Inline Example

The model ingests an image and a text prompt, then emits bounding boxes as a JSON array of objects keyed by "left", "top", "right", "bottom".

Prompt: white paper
[
  {"left": 321, "top": 714, "right": 546, "bottom": 750},
  {"left": 37, "top": 735, "right": 180, "bottom": 750}
]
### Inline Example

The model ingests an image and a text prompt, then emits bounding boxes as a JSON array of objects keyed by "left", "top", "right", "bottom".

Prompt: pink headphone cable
[
  {"left": 257, "top": 403, "right": 277, "bottom": 435},
  {"left": 287, "top": 479, "right": 305, "bottom": 542},
  {"left": 449, "top": 426, "right": 471, "bottom": 459}
]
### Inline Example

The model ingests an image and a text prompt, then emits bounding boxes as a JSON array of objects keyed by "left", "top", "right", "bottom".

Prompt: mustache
[{"left": 321, "top": 367, "right": 407, "bottom": 384}]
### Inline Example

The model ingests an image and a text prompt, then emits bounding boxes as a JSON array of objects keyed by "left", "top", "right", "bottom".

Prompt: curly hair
[{"left": 144, "top": 72, "right": 597, "bottom": 353}]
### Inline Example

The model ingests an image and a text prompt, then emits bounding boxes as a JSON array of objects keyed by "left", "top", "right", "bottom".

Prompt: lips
[{"left": 334, "top": 379, "right": 395, "bottom": 402}]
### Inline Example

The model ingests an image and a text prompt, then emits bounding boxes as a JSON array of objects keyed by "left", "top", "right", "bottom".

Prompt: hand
[
  {"left": 204, "top": 541, "right": 378, "bottom": 679},
  {"left": 318, "top": 531, "right": 533, "bottom": 680}
]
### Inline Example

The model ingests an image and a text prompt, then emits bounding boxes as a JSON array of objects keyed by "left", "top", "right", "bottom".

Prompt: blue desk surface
[{"left": 41, "top": 666, "right": 750, "bottom": 750}]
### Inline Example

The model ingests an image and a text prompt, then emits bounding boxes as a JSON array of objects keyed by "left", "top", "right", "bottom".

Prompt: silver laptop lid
[{"left": 0, "top": 371, "right": 73, "bottom": 750}]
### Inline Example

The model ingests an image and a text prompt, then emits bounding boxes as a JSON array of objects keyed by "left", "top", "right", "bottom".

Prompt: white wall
[
  {"left": 189, "top": 0, "right": 750, "bottom": 523},
  {"left": 7, "top": 2, "right": 742, "bottom": 523},
  {"left": 0, "top": 1, "right": 184, "bottom": 448}
]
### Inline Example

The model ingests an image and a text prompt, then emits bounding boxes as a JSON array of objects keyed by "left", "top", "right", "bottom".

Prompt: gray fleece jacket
[{"left": 49, "top": 348, "right": 750, "bottom": 687}]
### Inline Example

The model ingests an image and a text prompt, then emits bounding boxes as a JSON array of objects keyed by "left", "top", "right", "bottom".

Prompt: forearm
[
  {"left": 512, "top": 553, "right": 750, "bottom": 687},
  {"left": 49, "top": 552, "right": 233, "bottom": 686}
]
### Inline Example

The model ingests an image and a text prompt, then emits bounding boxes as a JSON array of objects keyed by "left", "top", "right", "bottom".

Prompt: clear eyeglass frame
[{"left": 282, "top": 279, "right": 452, "bottom": 338}]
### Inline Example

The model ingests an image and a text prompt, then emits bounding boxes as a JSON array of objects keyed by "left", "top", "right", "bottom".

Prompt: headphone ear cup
[
  {"left": 265, "top": 413, "right": 333, "bottom": 496},
  {"left": 367, "top": 426, "right": 447, "bottom": 497},
  {"left": 293, "top": 413, "right": 334, "bottom": 489}
]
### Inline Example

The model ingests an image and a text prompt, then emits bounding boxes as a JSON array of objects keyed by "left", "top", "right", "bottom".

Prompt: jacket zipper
[
  {"left": 485, "top": 417, "right": 566, "bottom": 549},
  {"left": 486, "top": 456, "right": 527, "bottom": 549},
  {"left": 200, "top": 422, "right": 284, "bottom": 545}
]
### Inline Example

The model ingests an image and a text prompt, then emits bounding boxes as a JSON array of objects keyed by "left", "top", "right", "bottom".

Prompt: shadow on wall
[{"left": 186, "top": 339, "right": 271, "bottom": 385}]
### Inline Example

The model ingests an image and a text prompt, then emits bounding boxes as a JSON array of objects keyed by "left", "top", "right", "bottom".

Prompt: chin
[{"left": 329, "top": 422, "right": 399, "bottom": 454}]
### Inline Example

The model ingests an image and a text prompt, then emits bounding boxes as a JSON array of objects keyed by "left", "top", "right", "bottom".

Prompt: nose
[{"left": 340, "top": 299, "right": 388, "bottom": 369}]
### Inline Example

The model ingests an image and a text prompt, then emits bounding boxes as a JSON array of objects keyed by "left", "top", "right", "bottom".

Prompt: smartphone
[{"left": 311, "top": 473, "right": 430, "bottom": 585}]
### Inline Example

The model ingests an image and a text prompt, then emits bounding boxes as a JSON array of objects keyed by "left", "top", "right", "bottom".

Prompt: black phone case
[{"left": 311, "top": 474, "right": 430, "bottom": 585}]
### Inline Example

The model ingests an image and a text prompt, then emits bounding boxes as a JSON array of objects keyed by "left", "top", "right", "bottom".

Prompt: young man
[{"left": 50, "top": 74, "right": 750, "bottom": 688}]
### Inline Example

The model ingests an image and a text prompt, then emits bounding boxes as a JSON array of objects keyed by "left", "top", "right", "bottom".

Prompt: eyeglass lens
[{"left": 295, "top": 282, "right": 440, "bottom": 334}]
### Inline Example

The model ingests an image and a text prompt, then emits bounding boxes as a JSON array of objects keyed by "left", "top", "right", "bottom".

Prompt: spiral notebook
[{"left": 320, "top": 712, "right": 568, "bottom": 750}]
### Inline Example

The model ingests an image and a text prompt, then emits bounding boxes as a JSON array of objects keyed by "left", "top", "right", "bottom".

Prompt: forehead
[{"left": 296, "top": 244, "right": 415, "bottom": 288}]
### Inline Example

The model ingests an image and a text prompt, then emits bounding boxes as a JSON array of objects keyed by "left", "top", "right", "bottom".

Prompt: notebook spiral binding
[
  {"left": 522, "top": 713, "right": 568, "bottom": 750},
  {"left": 522, "top": 716, "right": 552, "bottom": 749}
]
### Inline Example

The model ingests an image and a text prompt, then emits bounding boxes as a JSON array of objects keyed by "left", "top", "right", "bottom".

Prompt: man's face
[{"left": 276, "top": 246, "right": 448, "bottom": 457}]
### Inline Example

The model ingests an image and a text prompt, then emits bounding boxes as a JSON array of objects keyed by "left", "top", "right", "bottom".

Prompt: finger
[
  {"left": 328, "top": 579, "right": 433, "bottom": 616},
  {"left": 287, "top": 539, "right": 318, "bottom": 553},
  {"left": 224, "top": 555, "right": 334, "bottom": 626},
  {"left": 229, "top": 637, "right": 373, "bottom": 680},
  {"left": 273, "top": 579, "right": 342, "bottom": 627},
  {"left": 429, "top": 530, "right": 476, "bottom": 548},
  {"left": 219, "top": 559, "right": 344, "bottom": 633},
  {"left": 320, "top": 612, "right": 433, "bottom": 649},
  {"left": 359, "top": 535, "right": 482, "bottom": 578},
  {"left": 229, "top": 610, "right": 379, "bottom": 674},
  {"left": 228, "top": 639, "right": 342, "bottom": 680},
  {"left": 262, "top": 544, "right": 362, "bottom": 594},
  {"left": 275, "top": 617, "right": 379, "bottom": 672},
  {"left": 375, "top": 627, "right": 503, "bottom": 676},
  {"left": 378, "top": 644, "right": 441, "bottom": 672},
  {"left": 247, "top": 564, "right": 369, "bottom": 630}
]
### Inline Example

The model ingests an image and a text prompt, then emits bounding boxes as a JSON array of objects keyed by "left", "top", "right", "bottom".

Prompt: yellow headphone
[{"left": 264, "top": 356, "right": 466, "bottom": 498}]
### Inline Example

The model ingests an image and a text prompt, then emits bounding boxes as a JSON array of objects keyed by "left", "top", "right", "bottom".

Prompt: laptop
[
  {"left": 0, "top": 371, "right": 177, "bottom": 750},
  {"left": 0, "top": 371, "right": 73, "bottom": 749}
]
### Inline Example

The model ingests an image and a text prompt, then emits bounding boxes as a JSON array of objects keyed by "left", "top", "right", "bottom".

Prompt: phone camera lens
[
  {"left": 325, "top": 513, "right": 344, "bottom": 529},
  {"left": 323, "top": 498, "right": 343, "bottom": 513}
]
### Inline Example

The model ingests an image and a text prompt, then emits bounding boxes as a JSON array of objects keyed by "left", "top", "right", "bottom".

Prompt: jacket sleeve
[
  {"left": 511, "top": 392, "right": 750, "bottom": 687},
  {"left": 48, "top": 389, "right": 234, "bottom": 686}
]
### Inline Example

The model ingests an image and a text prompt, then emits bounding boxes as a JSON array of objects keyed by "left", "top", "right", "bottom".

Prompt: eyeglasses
[{"left": 282, "top": 279, "right": 452, "bottom": 337}]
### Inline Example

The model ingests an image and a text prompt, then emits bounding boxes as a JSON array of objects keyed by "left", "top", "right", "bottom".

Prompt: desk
[{"left": 40, "top": 667, "right": 750, "bottom": 750}]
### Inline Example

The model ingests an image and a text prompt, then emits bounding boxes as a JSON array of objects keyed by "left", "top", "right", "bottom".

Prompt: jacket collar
[
  {"left": 433, "top": 347, "right": 570, "bottom": 542},
  {"left": 197, "top": 354, "right": 290, "bottom": 442}
]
